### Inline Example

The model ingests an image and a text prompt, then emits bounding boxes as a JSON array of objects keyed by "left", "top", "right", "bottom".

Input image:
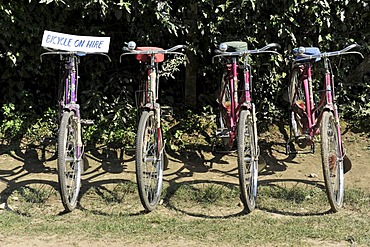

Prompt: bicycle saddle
[
  {"left": 135, "top": 47, "right": 164, "bottom": 63},
  {"left": 293, "top": 47, "right": 321, "bottom": 62},
  {"left": 222, "top": 41, "right": 248, "bottom": 52}
]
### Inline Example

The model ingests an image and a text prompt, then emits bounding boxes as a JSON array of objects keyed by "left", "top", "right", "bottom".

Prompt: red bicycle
[{"left": 120, "top": 42, "right": 186, "bottom": 212}]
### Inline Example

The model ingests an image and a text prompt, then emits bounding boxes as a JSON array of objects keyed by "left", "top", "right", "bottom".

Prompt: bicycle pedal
[
  {"left": 295, "top": 135, "right": 311, "bottom": 149},
  {"left": 160, "top": 106, "right": 173, "bottom": 117},
  {"left": 42, "top": 137, "right": 56, "bottom": 145},
  {"left": 343, "top": 154, "right": 352, "bottom": 174},
  {"left": 80, "top": 119, "right": 94, "bottom": 126},
  {"left": 287, "top": 136, "right": 315, "bottom": 154},
  {"left": 213, "top": 145, "right": 236, "bottom": 154},
  {"left": 216, "top": 128, "right": 230, "bottom": 138},
  {"left": 81, "top": 154, "right": 89, "bottom": 173}
]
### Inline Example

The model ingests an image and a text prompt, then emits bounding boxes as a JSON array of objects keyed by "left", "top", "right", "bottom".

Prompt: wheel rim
[
  {"left": 243, "top": 126, "right": 256, "bottom": 206},
  {"left": 238, "top": 111, "right": 257, "bottom": 210},
  {"left": 325, "top": 115, "right": 343, "bottom": 207},
  {"left": 142, "top": 117, "right": 162, "bottom": 206},
  {"left": 62, "top": 114, "right": 80, "bottom": 206},
  {"left": 290, "top": 69, "right": 305, "bottom": 137}
]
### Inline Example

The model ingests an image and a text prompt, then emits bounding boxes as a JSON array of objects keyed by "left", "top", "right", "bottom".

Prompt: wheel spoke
[
  {"left": 321, "top": 111, "right": 344, "bottom": 212},
  {"left": 57, "top": 111, "right": 81, "bottom": 212},
  {"left": 136, "top": 111, "right": 164, "bottom": 211},
  {"left": 237, "top": 110, "right": 258, "bottom": 213}
]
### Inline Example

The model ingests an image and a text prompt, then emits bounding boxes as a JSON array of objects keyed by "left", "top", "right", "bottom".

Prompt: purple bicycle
[{"left": 41, "top": 50, "right": 111, "bottom": 212}]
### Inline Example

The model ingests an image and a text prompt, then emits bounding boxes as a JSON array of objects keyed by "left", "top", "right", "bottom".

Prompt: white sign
[{"left": 41, "top": 30, "right": 110, "bottom": 53}]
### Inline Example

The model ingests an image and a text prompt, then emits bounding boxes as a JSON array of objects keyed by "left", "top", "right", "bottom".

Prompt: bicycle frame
[
  {"left": 292, "top": 60, "right": 340, "bottom": 153},
  {"left": 41, "top": 50, "right": 111, "bottom": 160},
  {"left": 40, "top": 52, "right": 83, "bottom": 160},
  {"left": 288, "top": 44, "right": 363, "bottom": 155},
  {"left": 120, "top": 43, "right": 186, "bottom": 157},
  {"left": 144, "top": 55, "right": 161, "bottom": 128},
  {"left": 213, "top": 43, "right": 280, "bottom": 150},
  {"left": 144, "top": 55, "right": 162, "bottom": 156},
  {"left": 219, "top": 56, "right": 255, "bottom": 147},
  {"left": 62, "top": 55, "right": 83, "bottom": 160}
]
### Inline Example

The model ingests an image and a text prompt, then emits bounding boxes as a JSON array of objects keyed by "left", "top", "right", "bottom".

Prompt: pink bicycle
[
  {"left": 286, "top": 44, "right": 363, "bottom": 212},
  {"left": 213, "top": 41, "right": 280, "bottom": 212}
]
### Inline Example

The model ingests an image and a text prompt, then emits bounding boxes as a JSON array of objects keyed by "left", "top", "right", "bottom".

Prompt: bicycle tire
[
  {"left": 288, "top": 68, "right": 305, "bottom": 138},
  {"left": 320, "top": 111, "right": 344, "bottom": 212},
  {"left": 219, "top": 71, "right": 233, "bottom": 148},
  {"left": 57, "top": 111, "right": 81, "bottom": 212},
  {"left": 136, "top": 110, "right": 164, "bottom": 212},
  {"left": 237, "top": 109, "right": 258, "bottom": 212}
]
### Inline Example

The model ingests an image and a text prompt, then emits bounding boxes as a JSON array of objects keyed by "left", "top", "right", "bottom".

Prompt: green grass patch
[
  {"left": 1, "top": 182, "right": 369, "bottom": 246},
  {"left": 165, "top": 182, "right": 240, "bottom": 209}
]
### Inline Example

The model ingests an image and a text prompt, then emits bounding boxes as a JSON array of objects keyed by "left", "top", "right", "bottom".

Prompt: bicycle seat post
[{"left": 149, "top": 55, "right": 158, "bottom": 104}]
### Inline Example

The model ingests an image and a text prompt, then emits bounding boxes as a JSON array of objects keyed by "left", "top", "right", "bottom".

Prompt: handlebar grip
[
  {"left": 345, "top": 43, "right": 361, "bottom": 51},
  {"left": 267, "top": 43, "right": 281, "bottom": 50},
  {"left": 167, "top": 44, "right": 187, "bottom": 52}
]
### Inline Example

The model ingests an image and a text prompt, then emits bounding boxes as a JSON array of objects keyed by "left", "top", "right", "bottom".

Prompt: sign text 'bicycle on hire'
[{"left": 41, "top": 30, "right": 110, "bottom": 53}]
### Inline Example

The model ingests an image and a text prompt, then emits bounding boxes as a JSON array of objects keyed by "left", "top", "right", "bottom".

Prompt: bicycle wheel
[
  {"left": 320, "top": 111, "right": 344, "bottom": 212},
  {"left": 57, "top": 111, "right": 81, "bottom": 212},
  {"left": 237, "top": 109, "right": 258, "bottom": 212},
  {"left": 136, "top": 110, "right": 164, "bottom": 212},
  {"left": 288, "top": 68, "right": 306, "bottom": 137},
  {"left": 218, "top": 71, "right": 233, "bottom": 148}
]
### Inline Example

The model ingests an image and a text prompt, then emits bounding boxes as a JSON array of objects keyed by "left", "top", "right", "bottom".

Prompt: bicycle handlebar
[
  {"left": 120, "top": 43, "right": 187, "bottom": 62},
  {"left": 40, "top": 48, "right": 112, "bottom": 62},
  {"left": 294, "top": 44, "right": 364, "bottom": 62},
  {"left": 212, "top": 43, "right": 280, "bottom": 63}
]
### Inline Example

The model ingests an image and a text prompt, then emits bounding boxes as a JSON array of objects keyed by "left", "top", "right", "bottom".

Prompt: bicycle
[
  {"left": 286, "top": 44, "right": 363, "bottom": 212},
  {"left": 120, "top": 42, "right": 186, "bottom": 212},
  {"left": 40, "top": 49, "right": 111, "bottom": 212},
  {"left": 212, "top": 41, "right": 280, "bottom": 212}
]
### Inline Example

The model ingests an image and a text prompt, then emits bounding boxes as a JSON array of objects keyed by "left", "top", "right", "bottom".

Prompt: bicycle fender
[
  {"left": 239, "top": 102, "right": 252, "bottom": 111},
  {"left": 143, "top": 103, "right": 161, "bottom": 112},
  {"left": 63, "top": 103, "right": 80, "bottom": 112},
  {"left": 323, "top": 104, "right": 334, "bottom": 112}
]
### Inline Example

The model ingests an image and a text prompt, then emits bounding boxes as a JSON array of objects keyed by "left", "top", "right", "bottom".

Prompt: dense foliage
[{"left": 0, "top": 0, "right": 369, "bottom": 146}]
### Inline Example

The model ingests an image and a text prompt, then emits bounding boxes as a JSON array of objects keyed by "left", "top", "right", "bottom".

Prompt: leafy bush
[
  {"left": 162, "top": 106, "right": 216, "bottom": 151},
  {"left": 1, "top": 0, "right": 370, "bottom": 148},
  {"left": 0, "top": 103, "right": 25, "bottom": 139}
]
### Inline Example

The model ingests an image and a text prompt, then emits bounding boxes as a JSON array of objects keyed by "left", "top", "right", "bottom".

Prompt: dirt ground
[{"left": 0, "top": 126, "right": 369, "bottom": 246}]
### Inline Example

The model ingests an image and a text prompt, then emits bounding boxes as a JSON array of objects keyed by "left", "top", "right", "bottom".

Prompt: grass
[
  {"left": 1, "top": 182, "right": 369, "bottom": 246},
  {"left": 166, "top": 183, "right": 240, "bottom": 204}
]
